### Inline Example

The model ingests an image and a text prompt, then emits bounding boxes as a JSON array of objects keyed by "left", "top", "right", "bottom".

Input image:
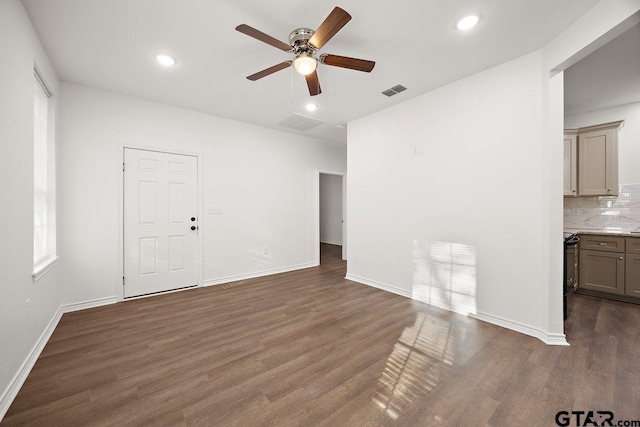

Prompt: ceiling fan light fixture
[{"left": 293, "top": 53, "right": 318, "bottom": 76}]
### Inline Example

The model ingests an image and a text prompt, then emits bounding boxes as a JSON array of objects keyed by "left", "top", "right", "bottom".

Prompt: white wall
[
  {"left": 57, "top": 83, "right": 346, "bottom": 304},
  {"left": 566, "top": 102, "right": 640, "bottom": 184},
  {"left": 0, "top": 0, "right": 61, "bottom": 417},
  {"left": 347, "top": 51, "right": 547, "bottom": 335},
  {"left": 346, "top": 0, "right": 640, "bottom": 345},
  {"left": 319, "top": 174, "right": 343, "bottom": 245}
]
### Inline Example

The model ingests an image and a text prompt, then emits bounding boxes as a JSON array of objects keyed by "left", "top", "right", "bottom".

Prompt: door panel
[
  {"left": 626, "top": 254, "right": 640, "bottom": 298},
  {"left": 169, "top": 182, "right": 186, "bottom": 224},
  {"left": 124, "top": 148, "right": 198, "bottom": 298},
  {"left": 563, "top": 134, "right": 577, "bottom": 196},
  {"left": 169, "top": 235, "right": 186, "bottom": 272},
  {"left": 579, "top": 249, "right": 624, "bottom": 295}
]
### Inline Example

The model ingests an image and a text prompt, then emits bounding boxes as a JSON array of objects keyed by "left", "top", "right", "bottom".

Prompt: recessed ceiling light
[
  {"left": 156, "top": 54, "right": 176, "bottom": 67},
  {"left": 456, "top": 14, "right": 480, "bottom": 31},
  {"left": 305, "top": 103, "right": 317, "bottom": 112}
]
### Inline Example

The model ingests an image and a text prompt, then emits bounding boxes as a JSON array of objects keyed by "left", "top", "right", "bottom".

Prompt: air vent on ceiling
[
  {"left": 382, "top": 84, "right": 407, "bottom": 97},
  {"left": 276, "top": 113, "right": 326, "bottom": 131}
]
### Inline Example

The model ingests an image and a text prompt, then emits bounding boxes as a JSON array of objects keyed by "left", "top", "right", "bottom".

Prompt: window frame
[{"left": 32, "top": 69, "right": 58, "bottom": 281}]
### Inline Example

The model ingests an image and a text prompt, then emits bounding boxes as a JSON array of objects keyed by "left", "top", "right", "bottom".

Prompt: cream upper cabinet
[
  {"left": 563, "top": 130, "right": 578, "bottom": 196},
  {"left": 577, "top": 121, "right": 623, "bottom": 196}
]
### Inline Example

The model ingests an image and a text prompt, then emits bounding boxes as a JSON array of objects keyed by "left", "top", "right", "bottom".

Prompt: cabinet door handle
[
  {"left": 619, "top": 256, "right": 623, "bottom": 260},
  {"left": 599, "top": 242, "right": 606, "bottom": 246}
]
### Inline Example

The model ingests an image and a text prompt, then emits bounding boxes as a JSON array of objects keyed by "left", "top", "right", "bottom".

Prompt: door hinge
[
  {"left": 122, "top": 276, "right": 125, "bottom": 285},
  {"left": 122, "top": 162, "right": 125, "bottom": 171}
]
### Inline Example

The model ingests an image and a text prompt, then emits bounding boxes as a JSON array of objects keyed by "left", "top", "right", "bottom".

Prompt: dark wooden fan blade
[
  {"left": 308, "top": 7, "right": 351, "bottom": 49},
  {"left": 247, "top": 61, "right": 292, "bottom": 81},
  {"left": 320, "top": 54, "right": 375, "bottom": 72},
  {"left": 305, "top": 70, "right": 322, "bottom": 96},
  {"left": 236, "top": 24, "right": 292, "bottom": 52}
]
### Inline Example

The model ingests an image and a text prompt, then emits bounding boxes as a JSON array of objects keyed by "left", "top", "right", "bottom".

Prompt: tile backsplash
[{"left": 564, "top": 184, "right": 640, "bottom": 232}]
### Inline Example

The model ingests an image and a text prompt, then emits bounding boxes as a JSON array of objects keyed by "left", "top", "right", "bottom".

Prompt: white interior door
[{"left": 123, "top": 148, "right": 198, "bottom": 298}]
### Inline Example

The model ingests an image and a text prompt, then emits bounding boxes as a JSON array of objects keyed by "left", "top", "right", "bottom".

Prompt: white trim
[
  {"left": 32, "top": 256, "right": 59, "bottom": 282},
  {"left": 0, "top": 306, "right": 63, "bottom": 421},
  {"left": 61, "top": 296, "right": 117, "bottom": 313},
  {"left": 203, "top": 262, "right": 317, "bottom": 287},
  {"left": 0, "top": 295, "right": 119, "bottom": 421},
  {"left": 345, "top": 274, "right": 570, "bottom": 346},
  {"left": 471, "top": 311, "right": 569, "bottom": 346},
  {"left": 344, "top": 274, "right": 412, "bottom": 298}
]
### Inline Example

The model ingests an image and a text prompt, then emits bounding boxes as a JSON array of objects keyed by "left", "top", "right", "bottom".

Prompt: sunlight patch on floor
[{"left": 372, "top": 313, "right": 454, "bottom": 420}]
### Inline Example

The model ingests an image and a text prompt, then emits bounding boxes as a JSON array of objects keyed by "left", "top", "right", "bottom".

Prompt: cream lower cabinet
[
  {"left": 626, "top": 254, "right": 640, "bottom": 298},
  {"left": 626, "top": 238, "right": 640, "bottom": 298},
  {"left": 579, "top": 249, "right": 625, "bottom": 295},
  {"left": 578, "top": 235, "right": 640, "bottom": 300}
]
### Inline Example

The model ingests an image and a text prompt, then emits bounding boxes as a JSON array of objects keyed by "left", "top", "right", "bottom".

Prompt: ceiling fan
[{"left": 235, "top": 7, "right": 375, "bottom": 96}]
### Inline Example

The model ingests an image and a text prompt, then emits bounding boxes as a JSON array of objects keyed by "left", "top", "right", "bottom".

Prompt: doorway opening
[
  {"left": 317, "top": 171, "right": 346, "bottom": 264},
  {"left": 556, "top": 11, "right": 640, "bottom": 336}
]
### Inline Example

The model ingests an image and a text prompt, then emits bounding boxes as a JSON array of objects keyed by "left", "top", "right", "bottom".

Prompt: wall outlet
[
  {"left": 25, "top": 299, "right": 30, "bottom": 319},
  {"left": 263, "top": 247, "right": 269, "bottom": 255}
]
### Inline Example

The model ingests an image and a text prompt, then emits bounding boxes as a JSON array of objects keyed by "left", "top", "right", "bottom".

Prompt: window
[{"left": 32, "top": 70, "right": 57, "bottom": 280}]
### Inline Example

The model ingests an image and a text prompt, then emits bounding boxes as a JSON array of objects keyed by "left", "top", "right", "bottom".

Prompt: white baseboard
[
  {"left": 0, "top": 296, "right": 118, "bottom": 421},
  {"left": 320, "top": 239, "right": 343, "bottom": 246},
  {"left": 0, "top": 306, "right": 63, "bottom": 421},
  {"left": 61, "top": 296, "right": 117, "bottom": 313},
  {"left": 471, "top": 312, "right": 569, "bottom": 346},
  {"left": 345, "top": 274, "right": 568, "bottom": 346},
  {"left": 203, "top": 262, "right": 318, "bottom": 287},
  {"left": 344, "top": 274, "right": 412, "bottom": 298}
]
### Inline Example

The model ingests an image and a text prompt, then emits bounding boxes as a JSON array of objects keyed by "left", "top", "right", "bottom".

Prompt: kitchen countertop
[{"left": 564, "top": 228, "right": 640, "bottom": 237}]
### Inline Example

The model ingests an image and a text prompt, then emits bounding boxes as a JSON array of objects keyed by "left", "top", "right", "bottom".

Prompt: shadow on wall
[{"left": 411, "top": 241, "right": 477, "bottom": 316}]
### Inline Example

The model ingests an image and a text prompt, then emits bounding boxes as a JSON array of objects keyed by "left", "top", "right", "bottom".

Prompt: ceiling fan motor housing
[{"left": 289, "top": 28, "right": 316, "bottom": 53}]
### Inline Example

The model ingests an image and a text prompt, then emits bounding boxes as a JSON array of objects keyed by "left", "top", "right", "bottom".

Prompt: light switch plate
[{"left": 208, "top": 207, "right": 222, "bottom": 214}]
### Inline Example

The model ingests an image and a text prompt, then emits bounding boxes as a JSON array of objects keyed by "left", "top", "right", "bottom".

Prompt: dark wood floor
[{"left": 3, "top": 243, "right": 640, "bottom": 426}]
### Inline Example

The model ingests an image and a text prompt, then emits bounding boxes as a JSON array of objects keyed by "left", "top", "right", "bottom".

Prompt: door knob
[
  {"left": 191, "top": 226, "right": 196, "bottom": 231},
  {"left": 191, "top": 217, "right": 196, "bottom": 222}
]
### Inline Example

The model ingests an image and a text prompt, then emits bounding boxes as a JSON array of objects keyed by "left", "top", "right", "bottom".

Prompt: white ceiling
[
  {"left": 565, "top": 23, "right": 640, "bottom": 116},
  {"left": 22, "top": 0, "right": 601, "bottom": 143}
]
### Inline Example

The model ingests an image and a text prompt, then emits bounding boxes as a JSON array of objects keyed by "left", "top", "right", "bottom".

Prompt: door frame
[
  {"left": 116, "top": 145, "right": 204, "bottom": 302},
  {"left": 315, "top": 170, "right": 347, "bottom": 264}
]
